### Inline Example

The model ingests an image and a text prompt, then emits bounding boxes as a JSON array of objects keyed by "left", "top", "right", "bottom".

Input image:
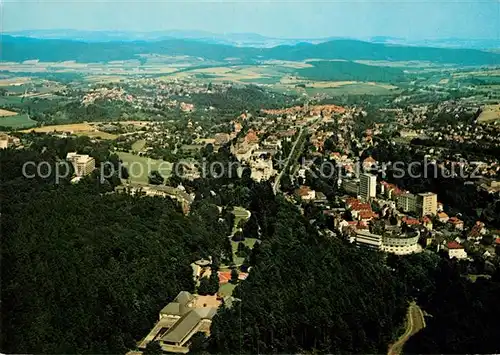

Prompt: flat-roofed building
[
  {"left": 417, "top": 192, "right": 437, "bottom": 216},
  {"left": 381, "top": 234, "right": 420, "bottom": 255},
  {"left": 355, "top": 230, "right": 382, "bottom": 250},
  {"left": 359, "top": 173, "right": 376, "bottom": 201},
  {"left": 66, "top": 152, "right": 95, "bottom": 177},
  {"left": 139, "top": 291, "right": 226, "bottom": 353},
  {"left": 342, "top": 179, "right": 360, "bottom": 196},
  {"left": 397, "top": 193, "right": 417, "bottom": 213}
]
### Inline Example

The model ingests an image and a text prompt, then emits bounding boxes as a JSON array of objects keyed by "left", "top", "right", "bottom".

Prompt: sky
[{"left": 1, "top": 0, "right": 499, "bottom": 40}]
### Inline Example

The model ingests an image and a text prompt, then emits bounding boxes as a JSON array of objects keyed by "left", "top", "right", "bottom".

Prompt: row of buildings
[{"left": 342, "top": 173, "right": 438, "bottom": 217}]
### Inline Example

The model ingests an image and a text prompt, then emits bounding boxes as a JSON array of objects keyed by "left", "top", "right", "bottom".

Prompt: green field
[
  {"left": 232, "top": 206, "right": 251, "bottom": 235},
  {"left": 0, "top": 96, "right": 25, "bottom": 105},
  {"left": 239, "top": 76, "right": 282, "bottom": 84},
  {"left": 232, "top": 238, "right": 258, "bottom": 265},
  {"left": 304, "top": 83, "right": 400, "bottom": 96},
  {"left": 117, "top": 152, "right": 172, "bottom": 183},
  {"left": 218, "top": 282, "right": 237, "bottom": 297},
  {"left": 0, "top": 114, "right": 37, "bottom": 129},
  {"left": 131, "top": 139, "right": 146, "bottom": 152}
]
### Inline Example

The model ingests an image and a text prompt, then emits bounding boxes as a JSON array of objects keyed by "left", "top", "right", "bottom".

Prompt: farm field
[
  {"left": 21, "top": 122, "right": 118, "bottom": 139},
  {"left": 0, "top": 113, "right": 37, "bottom": 129},
  {"left": 131, "top": 139, "right": 146, "bottom": 152},
  {"left": 0, "top": 109, "right": 18, "bottom": 117},
  {"left": 117, "top": 152, "right": 172, "bottom": 184},
  {"left": 273, "top": 81, "right": 400, "bottom": 96},
  {"left": 478, "top": 104, "right": 500, "bottom": 123}
]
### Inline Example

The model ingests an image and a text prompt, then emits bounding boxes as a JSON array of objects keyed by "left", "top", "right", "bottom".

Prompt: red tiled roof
[
  {"left": 448, "top": 217, "right": 463, "bottom": 225},
  {"left": 403, "top": 217, "right": 420, "bottom": 225},
  {"left": 364, "top": 156, "right": 376, "bottom": 164},
  {"left": 359, "top": 211, "right": 378, "bottom": 220},
  {"left": 218, "top": 271, "right": 231, "bottom": 284},
  {"left": 446, "top": 241, "right": 464, "bottom": 249},
  {"left": 296, "top": 185, "right": 313, "bottom": 197}
]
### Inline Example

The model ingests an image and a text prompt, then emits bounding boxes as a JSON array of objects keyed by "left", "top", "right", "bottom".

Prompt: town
[{"left": 2, "top": 4, "right": 500, "bottom": 354}]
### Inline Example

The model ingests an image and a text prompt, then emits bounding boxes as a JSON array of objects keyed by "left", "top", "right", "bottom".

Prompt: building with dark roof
[{"left": 138, "top": 291, "right": 221, "bottom": 353}]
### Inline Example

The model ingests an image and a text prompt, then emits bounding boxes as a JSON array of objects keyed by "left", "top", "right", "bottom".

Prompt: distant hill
[
  {"left": 7, "top": 30, "right": 500, "bottom": 50},
  {"left": 1, "top": 35, "right": 499, "bottom": 66}
]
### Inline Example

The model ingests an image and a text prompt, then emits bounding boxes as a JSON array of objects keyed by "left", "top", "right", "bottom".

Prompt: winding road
[{"left": 388, "top": 302, "right": 426, "bottom": 355}]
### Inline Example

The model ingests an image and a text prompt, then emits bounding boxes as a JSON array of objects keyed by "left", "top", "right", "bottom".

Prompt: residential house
[
  {"left": 422, "top": 216, "right": 433, "bottom": 230},
  {"left": 444, "top": 241, "right": 468, "bottom": 259},
  {"left": 437, "top": 212, "right": 449, "bottom": 223},
  {"left": 448, "top": 217, "right": 464, "bottom": 230},
  {"left": 296, "top": 186, "right": 316, "bottom": 201}
]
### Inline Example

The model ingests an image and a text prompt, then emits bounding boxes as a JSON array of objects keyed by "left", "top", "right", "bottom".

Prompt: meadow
[
  {"left": 21, "top": 123, "right": 118, "bottom": 139},
  {"left": 117, "top": 152, "right": 172, "bottom": 184},
  {"left": 478, "top": 104, "right": 500, "bottom": 123},
  {"left": 0, "top": 113, "right": 37, "bottom": 129}
]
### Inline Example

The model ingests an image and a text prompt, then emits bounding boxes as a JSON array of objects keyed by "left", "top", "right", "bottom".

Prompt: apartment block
[
  {"left": 359, "top": 173, "right": 377, "bottom": 200},
  {"left": 416, "top": 192, "right": 438, "bottom": 216},
  {"left": 66, "top": 152, "right": 96, "bottom": 177},
  {"left": 397, "top": 193, "right": 417, "bottom": 213},
  {"left": 342, "top": 178, "right": 360, "bottom": 196}
]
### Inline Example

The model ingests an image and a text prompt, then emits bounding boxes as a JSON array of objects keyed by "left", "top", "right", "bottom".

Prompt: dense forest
[
  {"left": 209, "top": 192, "right": 408, "bottom": 354},
  {"left": 388, "top": 254, "right": 500, "bottom": 354},
  {"left": 297, "top": 60, "right": 407, "bottom": 83},
  {"left": 0, "top": 143, "right": 231, "bottom": 353}
]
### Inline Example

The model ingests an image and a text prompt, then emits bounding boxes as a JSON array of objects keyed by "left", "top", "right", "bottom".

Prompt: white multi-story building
[
  {"left": 66, "top": 152, "right": 96, "bottom": 177},
  {"left": 0, "top": 134, "right": 9, "bottom": 149},
  {"left": 249, "top": 158, "right": 276, "bottom": 182},
  {"left": 359, "top": 173, "right": 377, "bottom": 200},
  {"left": 417, "top": 192, "right": 437, "bottom": 216},
  {"left": 381, "top": 234, "right": 420, "bottom": 255},
  {"left": 397, "top": 193, "right": 417, "bottom": 213},
  {"left": 355, "top": 230, "right": 383, "bottom": 250}
]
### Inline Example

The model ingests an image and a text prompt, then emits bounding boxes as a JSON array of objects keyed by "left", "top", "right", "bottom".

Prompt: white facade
[
  {"left": 359, "top": 173, "right": 376, "bottom": 200},
  {"left": 381, "top": 234, "right": 420, "bottom": 255},
  {"left": 355, "top": 230, "right": 382, "bottom": 249},
  {"left": 66, "top": 152, "right": 96, "bottom": 177},
  {"left": 447, "top": 248, "right": 468, "bottom": 259}
]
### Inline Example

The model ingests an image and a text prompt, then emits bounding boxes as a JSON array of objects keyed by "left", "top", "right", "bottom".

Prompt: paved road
[
  {"left": 388, "top": 302, "right": 426, "bottom": 355},
  {"left": 273, "top": 127, "right": 305, "bottom": 194}
]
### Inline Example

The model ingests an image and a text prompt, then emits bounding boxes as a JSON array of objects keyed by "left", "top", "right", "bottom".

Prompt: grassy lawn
[
  {"left": 232, "top": 206, "right": 251, "bottom": 235},
  {"left": 218, "top": 282, "right": 237, "bottom": 297},
  {"left": 131, "top": 139, "right": 146, "bottom": 152},
  {"left": 117, "top": 152, "right": 172, "bottom": 184},
  {"left": 232, "top": 238, "right": 258, "bottom": 265},
  {"left": 1, "top": 114, "right": 37, "bottom": 129}
]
